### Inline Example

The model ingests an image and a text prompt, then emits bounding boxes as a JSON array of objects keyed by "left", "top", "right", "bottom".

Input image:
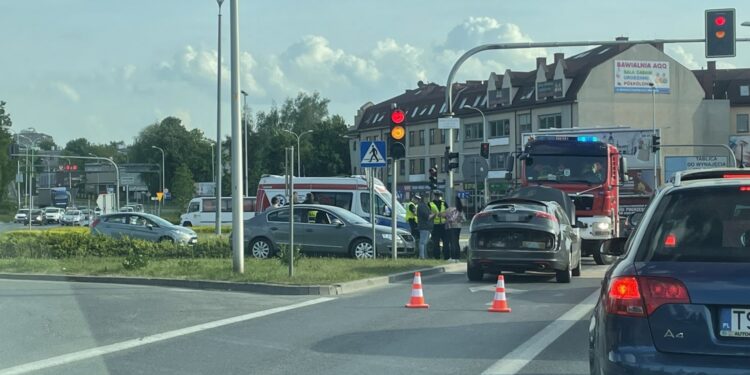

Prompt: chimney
[
  {"left": 615, "top": 36, "right": 629, "bottom": 52},
  {"left": 536, "top": 57, "right": 547, "bottom": 69},
  {"left": 554, "top": 53, "right": 564, "bottom": 64}
]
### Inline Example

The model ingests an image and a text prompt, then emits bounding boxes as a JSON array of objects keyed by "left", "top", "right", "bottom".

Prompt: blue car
[{"left": 589, "top": 168, "right": 750, "bottom": 374}]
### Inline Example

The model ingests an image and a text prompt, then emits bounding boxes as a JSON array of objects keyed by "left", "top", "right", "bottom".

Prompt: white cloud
[
  {"left": 667, "top": 45, "right": 699, "bottom": 69},
  {"left": 52, "top": 81, "right": 80, "bottom": 102}
]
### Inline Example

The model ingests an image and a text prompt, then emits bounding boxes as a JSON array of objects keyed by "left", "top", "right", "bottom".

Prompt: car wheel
[
  {"left": 250, "top": 238, "right": 273, "bottom": 259},
  {"left": 572, "top": 250, "right": 582, "bottom": 277},
  {"left": 556, "top": 251, "right": 572, "bottom": 283},
  {"left": 467, "top": 263, "right": 484, "bottom": 282},
  {"left": 183, "top": 222, "right": 192, "bottom": 227},
  {"left": 349, "top": 238, "right": 374, "bottom": 259}
]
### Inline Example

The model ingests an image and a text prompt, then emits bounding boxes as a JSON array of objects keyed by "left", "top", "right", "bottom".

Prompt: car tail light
[
  {"left": 723, "top": 174, "right": 750, "bottom": 179},
  {"left": 740, "top": 186, "right": 750, "bottom": 192},
  {"left": 606, "top": 276, "right": 690, "bottom": 317},
  {"left": 534, "top": 211, "right": 558, "bottom": 222}
]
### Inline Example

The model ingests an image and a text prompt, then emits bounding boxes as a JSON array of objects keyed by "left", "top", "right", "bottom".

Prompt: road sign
[
  {"left": 156, "top": 192, "right": 164, "bottom": 201},
  {"left": 457, "top": 191, "right": 470, "bottom": 199},
  {"left": 462, "top": 155, "right": 489, "bottom": 180},
  {"left": 120, "top": 176, "right": 135, "bottom": 185},
  {"left": 15, "top": 173, "right": 23, "bottom": 183},
  {"left": 438, "top": 117, "right": 460, "bottom": 130},
  {"left": 360, "top": 141, "right": 387, "bottom": 168}
]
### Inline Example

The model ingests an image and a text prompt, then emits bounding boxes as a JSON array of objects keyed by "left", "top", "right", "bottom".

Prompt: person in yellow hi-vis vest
[
  {"left": 405, "top": 194, "right": 420, "bottom": 239},
  {"left": 303, "top": 193, "right": 317, "bottom": 222},
  {"left": 429, "top": 191, "right": 449, "bottom": 260}
]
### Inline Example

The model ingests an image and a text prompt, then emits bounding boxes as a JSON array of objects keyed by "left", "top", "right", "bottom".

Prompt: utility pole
[
  {"left": 214, "top": 0, "right": 224, "bottom": 235},
  {"left": 229, "top": 0, "right": 244, "bottom": 273}
]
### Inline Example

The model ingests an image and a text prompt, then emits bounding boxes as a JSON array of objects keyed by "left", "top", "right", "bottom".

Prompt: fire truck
[{"left": 516, "top": 135, "right": 629, "bottom": 265}]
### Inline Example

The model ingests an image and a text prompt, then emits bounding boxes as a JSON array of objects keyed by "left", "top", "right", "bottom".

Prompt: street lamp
[
  {"left": 151, "top": 146, "right": 165, "bottom": 214},
  {"left": 214, "top": 0, "right": 224, "bottom": 235},
  {"left": 241, "top": 89, "right": 249, "bottom": 196},
  {"left": 649, "top": 82, "right": 657, "bottom": 190},
  {"left": 209, "top": 141, "right": 215, "bottom": 183},
  {"left": 464, "top": 105, "right": 490, "bottom": 206},
  {"left": 282, "top": 129, "right": 313, "bottom": 176}
]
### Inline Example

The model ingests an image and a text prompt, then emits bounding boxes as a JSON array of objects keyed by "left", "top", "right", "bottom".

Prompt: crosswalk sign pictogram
[{"left": 360, "top": 141, "right": 386, "bottom": 168}]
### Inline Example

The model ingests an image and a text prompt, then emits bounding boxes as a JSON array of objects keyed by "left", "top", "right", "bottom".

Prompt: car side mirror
[
  {"left": 627, "top": 212, "right": 644, "bottom": 227},
  {"left": 600, "top": 237, "right": 627, "bottom": 256},
  {"left": 332, "top": 219, "right": 344, "bottom": 227}
]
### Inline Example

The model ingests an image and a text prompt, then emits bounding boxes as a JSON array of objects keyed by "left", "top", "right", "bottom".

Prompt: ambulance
[{"left": 255, "top": 175, "right": 409, "bottom": 230}]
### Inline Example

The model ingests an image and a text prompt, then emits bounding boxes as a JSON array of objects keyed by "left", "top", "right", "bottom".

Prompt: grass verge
[{"left": 0, "top": 257, "right": 450, "bottom": 285}]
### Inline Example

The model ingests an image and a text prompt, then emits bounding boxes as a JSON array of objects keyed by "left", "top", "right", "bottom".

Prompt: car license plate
[
  {"left": 500, "top": 214, "right": 522, "bottom": 222},
  {"left": 720, "top": 308, "right": 750, "bottom": 338}
]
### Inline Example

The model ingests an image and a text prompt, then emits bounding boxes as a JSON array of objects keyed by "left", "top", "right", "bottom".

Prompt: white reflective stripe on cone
[
  {"left": 414, "top": 276, "right": 422, "bottom": 284},
  {"left": 412, "top": 288, "right": 424, "bottom": 297},
  {"left": 494, "top": 292, "right": 506, "bottom": 300}
]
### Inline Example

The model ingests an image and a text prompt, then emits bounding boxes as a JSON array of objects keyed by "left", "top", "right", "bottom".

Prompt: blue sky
[{"left": 1, "top": 0, "right": 749, "bottom": 145}]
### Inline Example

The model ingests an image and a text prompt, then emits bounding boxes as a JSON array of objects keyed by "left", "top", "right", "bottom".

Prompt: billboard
[
  {"left": 664, "top": 156, "right": 728, "bottom": 181},
  {"left": 614, "top": 60, "right": 670, "bottom": 94},
  {"left": 523, "top": 128, "right": 659, "bottom": 169},
  {"left": 729, "top": 135, "right": 750, "bottom": 167}
]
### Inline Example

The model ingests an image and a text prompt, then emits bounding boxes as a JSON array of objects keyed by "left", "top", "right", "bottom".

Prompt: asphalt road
[{"left": 0, "top": 260, "right": 608, "bottom": 375}]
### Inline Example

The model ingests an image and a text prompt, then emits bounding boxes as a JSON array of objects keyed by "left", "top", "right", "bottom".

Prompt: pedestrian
[
  {"left": 429, "top": 191, "right": 449, "bottom": 260},
  {"left": 405, "top": 193, "right": 420, "bottom": 239},
  {"left": 303, "top": 193, "right": 316, "bottom": 204},
  {"left": 303, "top": 193, "right": 318, "bottom": 222},
  {"left": 443, "top": 195, "right": 466, "bottom": 262},
  {"left": 267, "top": 196, "right": 281, "bottom": 211},
  {"left": 416, "top": 194, "right": 435, "bottom": 259}
]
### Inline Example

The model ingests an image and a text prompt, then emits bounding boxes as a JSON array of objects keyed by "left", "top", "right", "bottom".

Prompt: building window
[
  {"left": 464, "top": 123, "right": 483, "bottom": 140},
  {"left": 738, "top": 114, "right": 750, "bottom": 133},
  {"left": 440, "top": 129, "right": 447, "bottom": 144},
  {"left": 409, "top": 158, "right": 426, "bottom": 175},
  {"left": 429, "top": 129, "right": 436, "bottom": 145},
  {"left": 409, "top": 131, "right": 417, "bottom": 147},
  {"left": 489, "top": 119, "right": 510, "bottom": 138},
  {"left": 489, "top": 152, "right": 510, "bottom": 170},
  {"left": 517, "top": 113, "right": 532, "bottom": 134},
  {"left": 741, "top": 85, "right": 749, "bottom": 97},
  {"left": 429, "top": 157, "right": 437, "bottom": 170},
  {"left": 399, "top": 159, "right": 405, "bottom": 175},
  {"left": 538, "top": 113, "right": 562, "bottom": 130},
  {"left": 418, "top": 130, "right": 425, "bottom": 146},
  {"left": 439, "top": 156, "right": 446, "bottom": 172}
]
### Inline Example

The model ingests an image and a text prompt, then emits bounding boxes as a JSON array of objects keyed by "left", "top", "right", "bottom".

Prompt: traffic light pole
[
  {"left": 391, "top": 158, "right": 398, "bottom": 260},
  {"left": 369, "top": 168, "right": 376, "bottom": 259},
  {"left": 442, "top": 37, "right": 750, "bottom": 206}
]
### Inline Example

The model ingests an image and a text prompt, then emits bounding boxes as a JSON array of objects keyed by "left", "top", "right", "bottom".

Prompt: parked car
[
  {"left": 80, "top": 209, "right": 94, "bottom": 226},
  {"left": 240, "top": 204, "right": 415, "bottom": 259},
  {"left": 466, "top": 187, "right": 583, "bottom": 283},
  {"left": 61, "top": 209, "right": 84, "bottom": 226},
  {"left": 589, "top": 168, "right": 750, "bottom": 374},
  {"left": 43, "top": 207, "right": 63, "bottom": 224},
  {"left": 14, "top": 209, "right": 29, "bottom": 224},
  {"left": 118, "top": 206, "right": 135, "bottom": 213},
  {"left": 122, "top": 204, "right": 144, "bottom": 213},
  {"left": 91, "top": 212, "right": 198, "bottom": 245},
  {"left": 24, "top": 209, "right": 45, "bottom": 225}
]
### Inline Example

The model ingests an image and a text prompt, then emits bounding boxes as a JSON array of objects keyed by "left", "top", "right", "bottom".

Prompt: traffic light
[
  {"left": 388, "top": 107, "right": 406, "bottom": 159},
  {"left": 705, "top": 8, "right": 735, "bottom": 58},
  {"left": 651, "top": 134, "right": 661, "bottom": 153},
  {"left": 444, "top": 147, "right": 459, "bottom": 171},
  {"left": 480, "top": 142, "right": 490, "bottom": 159},
  {"left": 428, "top": 165, "right": 438, "bottom": 190}
]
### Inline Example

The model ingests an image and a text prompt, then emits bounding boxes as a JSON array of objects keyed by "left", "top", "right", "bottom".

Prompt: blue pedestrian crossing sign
[{"left": 360, "top": 141, "right": 387, "bottom": 168}]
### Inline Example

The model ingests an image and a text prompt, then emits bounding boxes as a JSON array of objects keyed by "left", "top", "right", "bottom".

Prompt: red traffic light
[
  {"left": 714, "top": 15, "right": 726, "bottom": 26},
  {"left": 391, "top": 109, "right": 405, "bottom": 124},
  {"left": 64, "top": 164, "right": 70, "bottom": 171},
  {"left": 72, "top": 164, "right": 78, "bottom": 171}
]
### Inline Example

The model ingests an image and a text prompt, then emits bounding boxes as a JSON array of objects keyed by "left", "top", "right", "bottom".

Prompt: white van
[
  {"left": 180, "top": 196, "right": 256, "bottom": 227},
  {"left": 255, "top": 175, "right": 409, "bottom": 230}
]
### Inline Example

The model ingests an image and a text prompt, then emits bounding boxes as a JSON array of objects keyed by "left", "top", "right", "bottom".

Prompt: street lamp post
[
  {"left": 215, "top": 0, "right": 224, "bottom": 235},
  {"left": 241, "top": 89, "right": 249, "bottom": 197},
  {"left": 649, "top": 82, "right": 657, "bottom": 190},
  {"left": 210, "top": 142, "right": 215, "bottom": 183},
  {"left": 282, "top": 129, "right": 313, "bottom": 176},
  {"left": 151, "top": 146, "right": 165, "bottom": 215},
  {"left": 465, "top": 105, "right": 490, "bottom": 206}
]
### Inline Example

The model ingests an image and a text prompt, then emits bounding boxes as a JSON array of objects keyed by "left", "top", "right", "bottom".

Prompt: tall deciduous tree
[
  {"left": 171, "top": 164, "right": 195, "bottom": 209},
  {"left": 0, "top": 102, "right": 14, "bottom": 207}
]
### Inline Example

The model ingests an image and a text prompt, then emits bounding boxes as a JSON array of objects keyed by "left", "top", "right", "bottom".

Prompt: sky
[{"left": 2, "top": 0, "right": 750, "bottom": 146}]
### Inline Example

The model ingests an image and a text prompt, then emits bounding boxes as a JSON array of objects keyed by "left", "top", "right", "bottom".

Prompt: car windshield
[
  {"left": 637, "top": 186, "right": 750, "bottom": 262},
  {"left": 328, "top": 207, "right": 369, "bottom": 225},
  {"left": 141, "top": 214, "right": 174, "bottom": 227},
  {"left": 526, "top": 155, "right": 608, "bottom": 184}
]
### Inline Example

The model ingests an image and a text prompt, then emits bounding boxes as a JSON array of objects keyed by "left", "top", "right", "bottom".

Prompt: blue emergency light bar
[{"left": 533, "top": 135, "right": 599, "bottom": 142}]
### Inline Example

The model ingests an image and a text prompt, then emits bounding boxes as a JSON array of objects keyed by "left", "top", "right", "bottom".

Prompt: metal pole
[
  {"left": 297, "top": 135, "right": 301, "bottom": 177},
  {"left": 151, "top": 146, "right": 165, "bottom": 215},
  {"left": 215, "top": 0, "right": 224, "bottom": 235},
  {"left": 466, "top": 105, "right": 490, "bottom": 206},
  {"left": 289, "top": 146, "right": 295, "bottom": 277},
  {"left": 210, "top": 143, "right": 215, "bottom": 182},
  {"left": 370, "top": 168, "right": 376, "bottom": 259},
  {"left": 651, "top": 84, "right": 658, "bottom": 190},
  {"left": 391, "top": 158, "right": 398, "bottom": 260},
  {"left": 16, "top": 160, "right": 20, "bottom": 208},
  {"left": 29, "top": 148, "right": 34, "bottom": 230},
  {"left": 242, "top": 90, "right": 249, "bottom": 197},
  {"left": 229, "top": 0, "right": 244, "bottom": 273},
  {"left": 474, "top": 159, "right": 478, "bottom": 214}
]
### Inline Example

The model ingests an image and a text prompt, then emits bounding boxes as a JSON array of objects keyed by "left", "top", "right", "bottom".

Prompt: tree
[
  {"left": 171, "top": 164, "right": 195, "bottom": 209},
  {"left": 37, "top": 139, "right": 57, "bottom": 151},
  {"left": 0, "top": 101, "right": 14, "bottom": 208},
  {"left": 63, "top": 138, "right": 93, "bottom": 157}
]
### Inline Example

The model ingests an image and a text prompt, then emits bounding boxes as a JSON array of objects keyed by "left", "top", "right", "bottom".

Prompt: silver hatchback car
[
  {"left": 91, "top": 212, "right": 198, "bottom": 245},
  {"left": 242, "top": 204, "right": 416, "bottom": 259}
]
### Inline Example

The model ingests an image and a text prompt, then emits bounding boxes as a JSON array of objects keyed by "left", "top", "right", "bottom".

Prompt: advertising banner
[
  {"left": 729, "top": 135, "right": 750, "bottom": 167},
  {"left": 614, "top": 60, "right": 670, "bottom": 94},
  {"left": 665, "top": 156, "right": 728, "bottom": 181}
]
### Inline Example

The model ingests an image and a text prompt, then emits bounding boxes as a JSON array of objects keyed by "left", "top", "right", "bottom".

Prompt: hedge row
[{"left": 0, "top": 232, "right": 231, "bottom": 259}]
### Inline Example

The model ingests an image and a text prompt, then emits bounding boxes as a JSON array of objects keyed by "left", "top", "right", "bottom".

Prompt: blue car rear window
[{"left": 637, "top": 186, "right": 750, "bottom": 262}]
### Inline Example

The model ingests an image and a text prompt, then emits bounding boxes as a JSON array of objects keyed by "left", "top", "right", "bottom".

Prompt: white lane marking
[
  {"left": 0, "top": 297, "right": 335, "bottom": 375},
  {"left": 469, "top": 285, "right": 526, "bottom": 293},
  {"left": 481, "top": 291, "right": 599, "bottom": 375}
]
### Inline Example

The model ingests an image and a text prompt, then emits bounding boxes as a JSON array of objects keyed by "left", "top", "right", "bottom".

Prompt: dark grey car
[
  {"left": 467, "top": 197, "right": 582, "bottom": 283},
  {"left": 242, "top": 204, "right": 415, "bottom": 259},
  {"left": 91, "top": 212, "right": 198, "bottom": 245}
]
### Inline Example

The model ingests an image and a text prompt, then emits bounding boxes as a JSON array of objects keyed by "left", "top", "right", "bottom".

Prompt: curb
[{"left": 0, "top": 262, "right": 466, "bottom": 296}]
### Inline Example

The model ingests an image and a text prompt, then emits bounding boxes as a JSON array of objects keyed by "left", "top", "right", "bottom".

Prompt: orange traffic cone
[
  {"left": 405, "top": 272, "right": 429, "bottom": 308},
  {"left": 488, "top": 275, "right": 512, "bottom": 313}
]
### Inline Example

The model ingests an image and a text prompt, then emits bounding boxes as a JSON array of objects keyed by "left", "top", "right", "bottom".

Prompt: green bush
[
  {"left": 0, "top": 232, "right": 231, "bottom": 259},
  {"left": 122, "top": 248, "right": 149, "bottom": 270},
  {"left": 277, "top": 244, "right": 303, "bottom": 267}
]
